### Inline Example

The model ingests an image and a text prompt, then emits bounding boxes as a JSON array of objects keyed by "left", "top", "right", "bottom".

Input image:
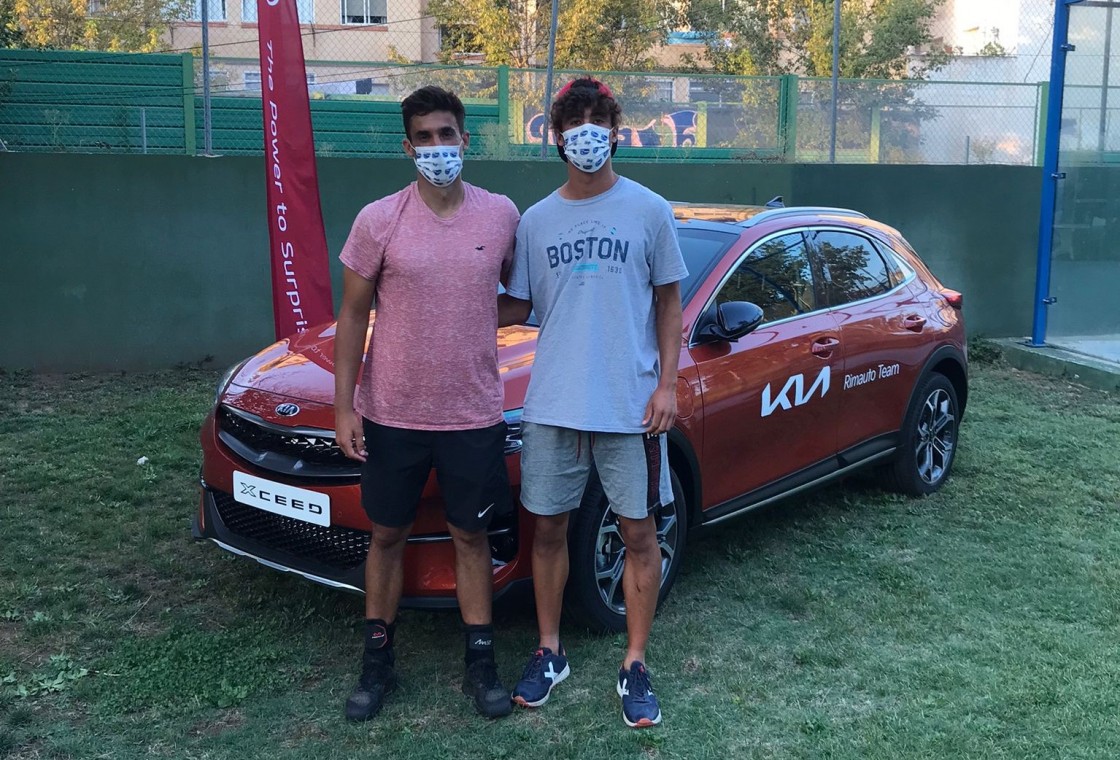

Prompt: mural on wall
[{"left": 525, "top": 110, "right": 699, "bottom": 148}]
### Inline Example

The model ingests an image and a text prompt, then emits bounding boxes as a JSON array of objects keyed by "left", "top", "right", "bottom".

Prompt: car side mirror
[{"left": 694, "top": 301, "right": 764, "bottom": 345}]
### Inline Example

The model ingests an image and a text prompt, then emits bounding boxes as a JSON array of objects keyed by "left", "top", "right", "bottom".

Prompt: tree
[
  {"left": 426, "top": 0, "right": 671, "bottom": 71},
  {"left": 10, "top": 0, "right": 189, "bottom": 52},
  {"left": 685, "top": 0, "right": 950, "bottom": 79},
  {"left": 2, "top": 0, "right": 27, "bottom": 47}
]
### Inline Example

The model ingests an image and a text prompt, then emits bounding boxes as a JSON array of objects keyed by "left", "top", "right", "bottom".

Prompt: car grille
[
  {"left": 217, "top": 405, "right": 359, "bottom": 479},
  {"left": 213, "top": 490, "right": 370, "bottom": 569}
]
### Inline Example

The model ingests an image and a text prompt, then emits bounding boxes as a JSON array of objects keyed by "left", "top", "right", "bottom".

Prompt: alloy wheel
[{"left": 915, "top": 388, "right": 956, "bottom": 485}]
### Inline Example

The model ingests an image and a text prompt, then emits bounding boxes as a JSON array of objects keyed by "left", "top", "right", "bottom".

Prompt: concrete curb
[{"left": 997, "top": 339, "right": 1120, "bottom": 393}]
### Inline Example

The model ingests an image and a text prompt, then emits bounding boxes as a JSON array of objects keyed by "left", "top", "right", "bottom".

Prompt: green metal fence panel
[
  {"left": 0, "top": 49, "right": 1057, "bottom": 165},
  {"left": 192, "top": 95, "right": 502, "bottom": 158},
  {"left": 0, "top": 49, "right": 189, "bottom": 154}
]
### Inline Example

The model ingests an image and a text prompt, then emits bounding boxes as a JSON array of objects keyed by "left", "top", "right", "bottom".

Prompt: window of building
[
  {"left": 650, "top": 78, "right": 674, "bottom": 103},
  {"left": 814, "top": 230, "right": 894, "bottom": 305},
  {"left": 242, "top": 0, "right": 313, "bottom": 23},
  {"left": 189, "top": 0, "right": 227, "bottom": 21},
  {"left": 717, "top": 233, "right": 818, "bottom": 324},
  {"left": 341, "top": 0, "right": 386, "bottom": 24},
  {"left": 243, "top": 70, "right": 317, "bottom": 91}
]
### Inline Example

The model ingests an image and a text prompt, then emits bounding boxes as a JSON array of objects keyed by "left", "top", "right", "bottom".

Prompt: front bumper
[{"left": 194, "top": 481, "right": 529, "bottom": 608}]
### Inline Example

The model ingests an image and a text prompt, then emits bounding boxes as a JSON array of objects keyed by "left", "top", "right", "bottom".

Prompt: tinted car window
[
  {"left": 715, "top": 233, "right": 817, "bottom": 324},
  {"left": 815, "top": 230, "right": 893, "bottom": 305},
  {"left": 677, "top": 227, "right": 740, "bottom": 304}
]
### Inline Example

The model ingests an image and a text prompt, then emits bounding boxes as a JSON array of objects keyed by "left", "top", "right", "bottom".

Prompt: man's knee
[
  {"left": 369, "top": 522, "right": 410, "bottom": 552},
  {"left": 533, "top": 513, "right": 569, "bottom": 552},
  {"left": 448, "top": 524, "right": 489, "bottom": 552},
  {"left": 618, "top": 515, "right": 658, "bottom": 556}
]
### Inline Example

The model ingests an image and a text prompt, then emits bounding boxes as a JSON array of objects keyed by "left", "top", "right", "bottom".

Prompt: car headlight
[
  {"left": 503, "top": 408, "right": 524, "bottom": 455},
  {"left": 214, "top": 360, "right": 246, "bottom": 406}
]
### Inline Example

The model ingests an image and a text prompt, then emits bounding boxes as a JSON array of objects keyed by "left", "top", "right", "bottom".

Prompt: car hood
[{"left": 225, "top": 314, "right": 539, "bottom": 411}]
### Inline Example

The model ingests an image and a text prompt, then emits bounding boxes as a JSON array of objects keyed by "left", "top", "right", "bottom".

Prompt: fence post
[
  {"left": 182, "top": 53, "right": 197, "bottom": 156},
  {"left": 695, "top": 101, "right": 708, "bottom": 148},
  {"left": 497, "top": 65, "right": 510, "bottom": 159},
  {"left": 869, "top": 107, "right": 881, "bottom": 163},
  {"left": 1035, "top": 81, "right": 1049, "bottom": 167},
  {"left": 779, "top": 74, "right": 799, "bottom": 162}
]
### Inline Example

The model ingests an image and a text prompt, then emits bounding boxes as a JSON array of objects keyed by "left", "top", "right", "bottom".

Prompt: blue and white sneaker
[
  {"left": 511, "top": 648, "right": 570, "bottom": 708},
  {"left": 617, "top": 661, "right": 662, "bottom": 728}
]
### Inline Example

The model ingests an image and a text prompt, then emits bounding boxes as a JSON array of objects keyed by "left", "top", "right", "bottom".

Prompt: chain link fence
[{"left": 0, "top": 0, "right": 1079, "bottom": 165}]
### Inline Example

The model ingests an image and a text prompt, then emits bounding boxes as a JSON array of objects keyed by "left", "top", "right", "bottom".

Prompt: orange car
[{"left": 195, "top": 202, "right": 967, "bottom": 631}]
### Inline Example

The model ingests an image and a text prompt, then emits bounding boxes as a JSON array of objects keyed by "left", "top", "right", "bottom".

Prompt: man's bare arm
[
  {"left": 498, "top": 293, "right": 532, "bottom": 328},
  {"left": 334, "top": 267, "right": 377, "bottom": 461},
  {"left": 642, "top": 281, "right": 683, "bottom": 434}
]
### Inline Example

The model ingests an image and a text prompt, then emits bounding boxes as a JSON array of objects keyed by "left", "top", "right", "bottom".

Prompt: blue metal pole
[{"left": 1030, "top": 0, "right": 1082, "bottom": 347}]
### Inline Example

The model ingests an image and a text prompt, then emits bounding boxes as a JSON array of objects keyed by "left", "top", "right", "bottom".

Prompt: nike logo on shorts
[{"left": 477, "top": 503, "right": 494, "bottom": 519}]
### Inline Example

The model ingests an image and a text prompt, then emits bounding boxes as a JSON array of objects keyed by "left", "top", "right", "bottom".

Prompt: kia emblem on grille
[{"left": 275, "top": 403, "right": 300, "bottom": 417}]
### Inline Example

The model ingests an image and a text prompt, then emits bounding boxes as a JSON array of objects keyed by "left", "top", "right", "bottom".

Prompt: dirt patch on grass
[
  {"left": 0, "top": 621, "right": 21, "bottom": 661},
  {"left": 284, "top": 720, "right": 329, "bottom": 747},
  {"left": 188, "top": 708, "right": 245, "bottom": 738}
]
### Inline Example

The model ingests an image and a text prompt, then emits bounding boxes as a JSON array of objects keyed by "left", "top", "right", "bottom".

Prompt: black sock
[
  {"left": 464, "top": 624, "right": 495, "bottom": 666},
  {"left": 364, "top": 618, "right": 396, "bottom": 663}
]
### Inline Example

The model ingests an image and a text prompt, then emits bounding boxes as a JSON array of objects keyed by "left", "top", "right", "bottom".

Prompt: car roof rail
[{"left": 737, "top": 206, "right": 869, "bottom": 228}]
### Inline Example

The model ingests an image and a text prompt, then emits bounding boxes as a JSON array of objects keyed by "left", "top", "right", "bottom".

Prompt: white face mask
[
  {"left": 561, "top": 123, "right": 613, "bottom": 173},
  {"left": 411, "top": 143, "right": 463, "bottom": 187}
]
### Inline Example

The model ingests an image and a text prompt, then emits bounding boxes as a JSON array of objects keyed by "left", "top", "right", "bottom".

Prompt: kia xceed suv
[{"left": 194, "top": 202, "right": 967, "bottom": 632}]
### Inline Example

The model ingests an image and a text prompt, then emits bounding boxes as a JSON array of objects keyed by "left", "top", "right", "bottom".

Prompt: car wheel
[
  {"left": 565, "top": 469, "right": 688, "bottom": 633},
  {"left": 884, "top": 372, "right": 960, "bottom": 496}
]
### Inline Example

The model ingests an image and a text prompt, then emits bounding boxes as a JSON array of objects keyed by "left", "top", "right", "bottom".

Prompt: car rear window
[{"left": 677, "top": 228, "right": 740, "bottom": 304}]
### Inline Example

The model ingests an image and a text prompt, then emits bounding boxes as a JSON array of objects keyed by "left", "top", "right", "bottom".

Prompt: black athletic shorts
[{"left": 360, "top": 418, "right": 512, "bottom": 533}]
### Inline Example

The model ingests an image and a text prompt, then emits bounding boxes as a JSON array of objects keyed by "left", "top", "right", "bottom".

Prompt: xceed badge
[
  {"left": 275, "top": 402, "right": 300, "bottom": 416},
  {"left": 233, "top": 471, "right": 330, "bottom": 527}
]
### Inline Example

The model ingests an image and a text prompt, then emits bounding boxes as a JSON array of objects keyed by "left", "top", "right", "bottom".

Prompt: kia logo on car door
[{"left": 275, "top": 403, "right": 300, "bottom": 417}]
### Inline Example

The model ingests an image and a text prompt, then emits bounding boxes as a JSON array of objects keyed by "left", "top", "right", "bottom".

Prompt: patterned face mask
[
  {"left": 411, "top": 143, "right": 463, "bottom": 187},
  {"left": 561, "top": 123, "right": 612, "bottom": 173}
]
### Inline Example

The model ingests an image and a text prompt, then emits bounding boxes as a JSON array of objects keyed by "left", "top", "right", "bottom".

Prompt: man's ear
[
  {"left": 553, "top": 128, "right": 569, "bottom": 162},
  {"left": 461, "top": 131, "right": 471, "bottom": 153},
  {"left": 402, "top": 138, "right": 415, "bottom": 159}
]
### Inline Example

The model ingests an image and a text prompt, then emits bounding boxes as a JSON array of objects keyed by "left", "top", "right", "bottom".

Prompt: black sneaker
[
  {"left": 345, "top": 651, "right": 397, "bottom": 722},
  {"left": 512, "top": 648, "right": 570, "bottom": 708},
  {"left": 462, "top": 659, "right": 513, "bottom": 719},
  {"left": 617, "top": 661, "right": 662, "bottom": 728}
]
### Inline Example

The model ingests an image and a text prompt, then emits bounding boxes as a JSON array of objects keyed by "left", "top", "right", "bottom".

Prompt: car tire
[
  {"left": 883, "top": 372, "right": 960, "bottom": 497},
  {"left": 565, "top": 468, "right": 688, "bottom": 634}
]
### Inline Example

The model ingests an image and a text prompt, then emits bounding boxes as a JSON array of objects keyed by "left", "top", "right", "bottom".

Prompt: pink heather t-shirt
[{"left": 339, "top": 181, "right": 519, "bottom": 431}]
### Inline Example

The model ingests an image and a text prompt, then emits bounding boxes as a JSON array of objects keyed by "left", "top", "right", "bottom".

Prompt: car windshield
[{"left": 677, "top": 227, "right": 740, "bottom": 305}]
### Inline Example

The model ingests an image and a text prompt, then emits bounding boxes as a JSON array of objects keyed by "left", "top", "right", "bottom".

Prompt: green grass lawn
[{"left": 1, "top": 358, "right": 1118, "bottom": 759}]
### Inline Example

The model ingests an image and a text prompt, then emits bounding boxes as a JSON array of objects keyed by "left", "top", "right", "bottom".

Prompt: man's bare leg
[
  {"left": 618, "top": 514, "right": 661, "bottom": 669},
  {"left": 530, "top": 512, "right": 571, "bottom": 652}
]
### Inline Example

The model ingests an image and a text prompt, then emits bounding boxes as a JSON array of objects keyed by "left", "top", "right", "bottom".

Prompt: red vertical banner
[{"left": 257, "top": 0, "right": 334, "bottom": 341}]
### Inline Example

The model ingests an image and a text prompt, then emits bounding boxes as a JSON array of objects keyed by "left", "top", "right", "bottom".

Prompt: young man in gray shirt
[{"left": 498, "top": 78, "right": 687, "bottom": 728}]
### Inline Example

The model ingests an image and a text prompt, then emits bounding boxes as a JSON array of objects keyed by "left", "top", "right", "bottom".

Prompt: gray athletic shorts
[{"left": 519, "top": 422, "right": 673, "bottom": 520}]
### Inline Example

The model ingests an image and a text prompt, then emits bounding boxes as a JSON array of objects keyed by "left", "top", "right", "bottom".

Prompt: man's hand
[
  {"left": 336, "top": 407, "right": 367, "bottom": 462},
  {"left": 642, "top": 384, "right": 677, "bottom": 434}
]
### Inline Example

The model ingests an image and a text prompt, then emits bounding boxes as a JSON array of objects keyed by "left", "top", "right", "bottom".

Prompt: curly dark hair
[
  {"left": 549, "top": 77, "right": 622, "bottom": 136},
  {"left": 550, "top": 78, "right": 621, "bottom": 162},
  {"left": 400, "top": 86, "right": 466, "bottom": 141}
]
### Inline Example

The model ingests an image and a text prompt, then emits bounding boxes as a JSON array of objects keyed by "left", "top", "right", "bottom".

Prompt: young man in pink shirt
[{"left": 334, "top": 86, "right": 520, "bottom": 722}]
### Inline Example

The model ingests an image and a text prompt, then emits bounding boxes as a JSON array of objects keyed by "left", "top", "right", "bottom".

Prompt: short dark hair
[
  {"left": 401, "top": 86, "right": 466, "bottom": 141},
  {"left": 549, "top": 77, "right": 622, "bottom": 136}
]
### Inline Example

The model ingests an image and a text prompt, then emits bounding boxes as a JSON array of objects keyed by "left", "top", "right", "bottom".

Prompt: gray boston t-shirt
[{"left": 506, "top": 176, "right": 688, "bottom": 433}]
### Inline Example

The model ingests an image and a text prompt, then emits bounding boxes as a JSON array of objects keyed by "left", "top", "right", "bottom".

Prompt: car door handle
[
  {"left": 811, "top": 337, "right": 840, "bottom": 357},
  {"left": 903, "top": 315, "right": 927, "bottom": 332}
]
